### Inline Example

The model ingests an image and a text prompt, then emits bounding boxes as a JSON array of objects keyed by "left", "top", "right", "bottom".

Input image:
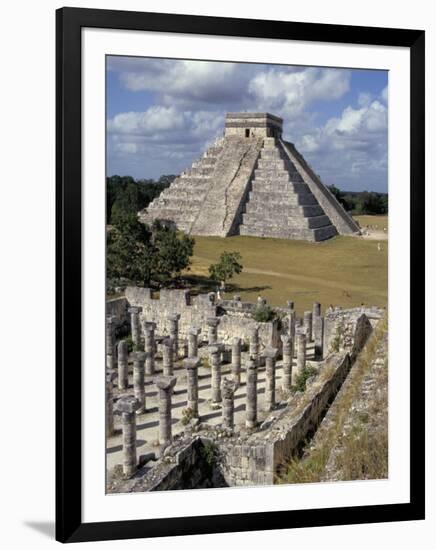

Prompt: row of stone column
[
  {"left": 286, "top": 301, "right": 324, "bottom": 359},
  {"left": 113, "top": 323, "right": 308, "bottom": 429},
  {"left": 108, "top": 331, "right": 308, "bottom": 478}
]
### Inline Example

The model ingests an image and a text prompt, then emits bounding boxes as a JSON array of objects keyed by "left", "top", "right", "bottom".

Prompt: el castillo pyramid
[{"left": 139, "top": 113, "right": 360, "bottom": 241}]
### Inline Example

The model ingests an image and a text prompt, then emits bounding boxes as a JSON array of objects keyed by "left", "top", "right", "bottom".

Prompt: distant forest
[
  {"left": 328, "top": 185, "right": 388, "bottom": 216},
  {"left": 106, "top": 175, "right": 388, "bottom": 224},
  {"left": 107, "top": 175, "right": 175, "bottom": 224}
]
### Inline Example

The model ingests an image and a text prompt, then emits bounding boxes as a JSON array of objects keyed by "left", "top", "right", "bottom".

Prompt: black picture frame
[{"left": 56, "top": 7, "right": 425, "bottom": 543}]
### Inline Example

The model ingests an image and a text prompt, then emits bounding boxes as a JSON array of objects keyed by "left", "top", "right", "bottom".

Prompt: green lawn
[{"left": 185, "top": 218, "right": 388, "bottom": 315}]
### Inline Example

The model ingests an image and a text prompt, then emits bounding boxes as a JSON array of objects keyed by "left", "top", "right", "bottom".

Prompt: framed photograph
[{"left": 56, "top": 7, "right": 425, "bottom": 543}]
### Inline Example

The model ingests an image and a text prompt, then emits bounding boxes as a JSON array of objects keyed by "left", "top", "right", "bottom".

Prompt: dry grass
[
  {"left": 354, "top": 214, "right": 388, "bottom": 232},
  {"left": 277, "top": 316, "right": 388, "bottom": 484},
  {"left": 185, "top": 218, "right": 388, "bottom": 314}
]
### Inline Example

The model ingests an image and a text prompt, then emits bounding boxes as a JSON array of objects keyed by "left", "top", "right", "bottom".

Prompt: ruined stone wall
[
  {"left": 123, "top": 286, "right": 277, "bottom": 348},
  {"left": 323, "top": 306, "right": 384, "bottom": 355},
  {"left": 106, "top": 296, "right": 129, "bottom": 324}
]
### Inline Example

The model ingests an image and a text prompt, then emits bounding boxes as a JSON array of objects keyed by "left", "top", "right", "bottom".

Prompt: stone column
[
  {"left": 156, "top": 376, "right": 177, "bottom": 450},
  {"left": 117, "top": 339, "right": 129, "bottom": 390},
  {"left": 249, "top": 326, "right": 259, "bottom": 363},
  {"left": 288, "top": 309, "right": 296, "bottom": 358},
  {"left": 312, "top": 302, "right": 321, "bottom": 319},
  {"left": 106, "top": 315, "right": 117, "bottom": 371},
  {"left": 128, "top": 307, "right": 142, "bottom": 347},
  {"left": 281, "top": 334, "right": 293, "bottom": 391},
  {"left": 286, "top": 300, "right": 294, "bottom": 310},
  {"left": 313, "top": 315, "right": 324, "bottom": 360},
  {"left": 106, "top": 371, "right": 117, "bottom": 437},
  {"left": 207, "top": 317, "right": 220, "bottom": 345},
  {"left": 209, "top": 344, "right": 224, "bottom": 406},
  {"left": 221, "top": 378, "right": 237, "bottom": 429},
  {"left": 162, "top": 337, "right": 174, "bottom": 376},
  {"left": 116, "top": 395, "right": 141, "bottom": 477},
  {"left": 304, "top": 311, "right": 313, "bottom": 342},
  {"left": 132, "top": 351, "right": 146, "bottom": 414},
  {"left": 188, "top": 327, "right": 201, "bottom": 358},
  {"left": 297, "top": 333, "right": 307, "bottom": 374},
  {"left": 143, "top": 322, "right": 156, "bottom": 375},
  {"left": 231, "top": 337, "right": 242, "bottom": 385},
  {"left": 245, "top": 359, "right": 258, "bottom": 428},
  {"left": 167, "top": 314, "right": 181, "bottom": 359},
  {"left": 264, "top": 347, "right": 278, "bottom": 411},
  {"left": 184, "top": 357, "right": 200, "bottom": 417}
]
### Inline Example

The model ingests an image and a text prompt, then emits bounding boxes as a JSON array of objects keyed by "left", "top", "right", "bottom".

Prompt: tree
[
  {"left": 107, "top": 216, "right": 195, "bottom": 287},
  {"left": 107, "top": 212, "right": 154, "bottom": 286},
  {"left": 208, "top": 251, "right": 243, "bottom": 289},
  {"left": 151, "top": 221, "right": 195, "bottom": 284}
]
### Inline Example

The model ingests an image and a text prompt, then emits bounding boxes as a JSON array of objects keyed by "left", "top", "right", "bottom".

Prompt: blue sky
[{"left": 107, "top": 56, "right": 388, "bottom": 192}]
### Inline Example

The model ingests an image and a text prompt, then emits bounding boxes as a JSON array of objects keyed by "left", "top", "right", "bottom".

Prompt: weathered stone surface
[
  {"left": 245, "top": 359, "right": 258, "bottom": 428},
  {"left": 155, "top": 376, "right": 177, "bottom": 450},
  {"left": 132, "top": 351, "right": 146, "bottom": 414},
  {"left": 117, "top": 340, "right": 129, "bottom": 390},
  {"left": 296, "top": 333, "right": 307, "bottom": 374},
  {"left": 184, "top": 357, "right": 201, "bottom": 417},
  {"left": 116, "top": 395, "right": 141, "bottom": 476},
  {"left": 264, "top": 347, "right": 278, "bottom": 411},
  {"left": 143, "top": 321, "right": 156, "bottom": 375},
  {"left": 222, "top": 378, "right": 237, "bottom": 429},
  {"left": 209, "top": 344, "right": 224, "bottom": 405},
  {"left": 281, "top": 334, "right": 293, "bottom": 390}
]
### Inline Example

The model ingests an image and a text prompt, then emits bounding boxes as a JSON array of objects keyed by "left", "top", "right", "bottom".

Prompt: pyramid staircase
[
  {"left": 139, "top": 138, "right": 225, "bottom": 233},
  {"left": 239, "top": 138, "right": 338, "bottom": 241}
]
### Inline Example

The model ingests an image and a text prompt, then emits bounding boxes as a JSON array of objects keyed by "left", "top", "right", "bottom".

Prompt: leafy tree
[
  {"left": 107, "top": 215, "right": 194, "bottom": 287},
  {"left": 151, "top": 221, "right": 195, "bottom": 284},
  {"left": 107, "top": 212, "right": 154, "bottom": 286},
  {"left": 209, "top": 251, "right": 243, "bottom": 289}
]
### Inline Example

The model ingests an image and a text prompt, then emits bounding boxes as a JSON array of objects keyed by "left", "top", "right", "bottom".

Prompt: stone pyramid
[{"left": 139, "top": 113, "right": 360, "bottom": 241}]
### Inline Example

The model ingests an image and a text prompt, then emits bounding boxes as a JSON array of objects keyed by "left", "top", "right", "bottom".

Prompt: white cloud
[
  {"left": 248, "top": 67, "right": 350, "bottom": 119},
  {"left": 107, "top": 57, "right": 387, "bottom": 190},
  {"left": 297, "top": 98, "right": 388, "bottom": 190}
]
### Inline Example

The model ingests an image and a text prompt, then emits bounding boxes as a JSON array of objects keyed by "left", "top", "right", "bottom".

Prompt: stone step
[
  {"left": 204, "top": 146, "right": 223, "bottom": 156},
  {"left": 189, "top": 166, "right": 214, "bottom": 177},
  {"left": 260, "top": 148, "right": 284, "bottom": 160},
  {"left": 242, "top": 212, "right": 332, "bottom": 229},
  {"left": 254, "top": 169, "right": 304, "bottom": 182},
  {"left": 239, "top": 222, "right": 337, "bottom": 242},
  {"left": 248, "top": 189, "right": 318, "bottom": 206},
  {"left": 244, "top": 200, "right": 325, "bottom": 217},
  {"left": 257, "top": 159, "right": 287, "bottom": 170},
  {"left": 250, "top": 182, "right": 310, "bottom": 195}
]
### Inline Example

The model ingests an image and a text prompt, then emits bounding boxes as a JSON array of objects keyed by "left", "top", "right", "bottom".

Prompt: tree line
[
  {"left": 106, "top": 174, "right": 176, "bottom": 225},
  {"left": 328, "top": 185, "right": 388, "bottom": 215}
]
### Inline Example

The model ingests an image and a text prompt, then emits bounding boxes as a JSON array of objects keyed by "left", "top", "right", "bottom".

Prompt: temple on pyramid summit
[{"left": 139, "top": 112, "right": 360, "bottom": 241}]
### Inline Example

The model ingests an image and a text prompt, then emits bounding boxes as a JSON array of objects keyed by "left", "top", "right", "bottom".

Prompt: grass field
[
  {"left": 184, "top": 215, "right": 388, "bottom": 315},
  {"left": 354, "top": 215, "right": 388, "bottom": 231}
]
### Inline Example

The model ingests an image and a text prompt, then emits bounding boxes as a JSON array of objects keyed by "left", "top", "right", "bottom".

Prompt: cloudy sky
[{"left": 107, "top": 56, "right": 388, "bottom": 192}]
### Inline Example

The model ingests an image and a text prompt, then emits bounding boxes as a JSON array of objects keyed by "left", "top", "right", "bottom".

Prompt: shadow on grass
[{"left": 182, "top": 274, "right": 271, "bottom": 295}]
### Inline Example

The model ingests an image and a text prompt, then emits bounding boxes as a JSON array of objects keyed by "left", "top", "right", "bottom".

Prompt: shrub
[
  {"left": 181, "top": 407, "right": 195, "bottom": 426},
  {"left": 293, "top": 365, "right": 318, "bottom": 392},
  {"left": 253, "top": 304, "right": 275, "bottom": 323},
  {"left": 125, "top": 335, "right": 134, "bottom": 353},
  {"left": 200, "top": 441, "right": 218, "bottom": 466}
]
